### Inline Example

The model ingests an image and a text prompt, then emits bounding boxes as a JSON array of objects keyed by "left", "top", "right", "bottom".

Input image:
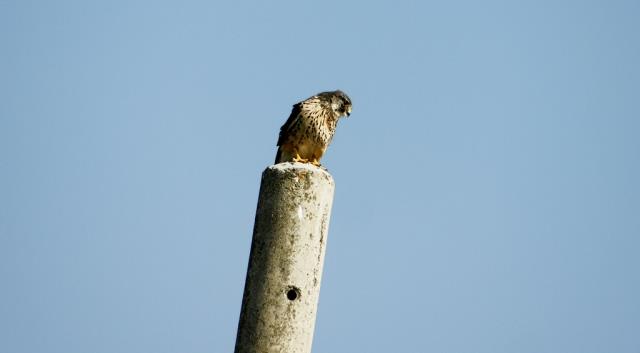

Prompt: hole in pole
[{"left": 286, "top": 286, "right": 301, "bottom": 301}]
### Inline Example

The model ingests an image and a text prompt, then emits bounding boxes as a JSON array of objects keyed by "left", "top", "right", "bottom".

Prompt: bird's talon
[{"left": 293, "top": 154, "right": 309, "bottom": 163}]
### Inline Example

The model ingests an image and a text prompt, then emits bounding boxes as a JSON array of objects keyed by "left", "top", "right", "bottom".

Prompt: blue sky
[{"left": 1, "top": 1, "right": 639, "bottom": 352}]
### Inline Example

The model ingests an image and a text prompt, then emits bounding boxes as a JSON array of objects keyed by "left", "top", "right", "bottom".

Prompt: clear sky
[{"left": 1, "top": 1, "right": 639, "bottom": 352}]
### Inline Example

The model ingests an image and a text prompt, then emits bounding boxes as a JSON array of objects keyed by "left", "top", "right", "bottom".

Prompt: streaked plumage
[{"left": 275, "top": 90, "right": 352, "bottom": 166}]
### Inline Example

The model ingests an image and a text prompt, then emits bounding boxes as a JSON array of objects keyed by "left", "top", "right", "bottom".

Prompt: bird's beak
[{"left": 346, "top": 107, "right": 352, "bottom": 117}]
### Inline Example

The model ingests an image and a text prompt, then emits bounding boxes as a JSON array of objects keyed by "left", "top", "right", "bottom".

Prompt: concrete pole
[{"left": 234, "top": 162, "right": 335, "bottom": 353}]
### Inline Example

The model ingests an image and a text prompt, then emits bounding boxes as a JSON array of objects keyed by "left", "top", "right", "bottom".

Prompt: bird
[{"left": 275, "top": 90, "right": 352, "bottom": 166}]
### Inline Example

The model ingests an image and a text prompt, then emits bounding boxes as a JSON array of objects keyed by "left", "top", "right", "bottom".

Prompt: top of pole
[{"left": 266, "top": 162, "right": 334, "bottom": 186}]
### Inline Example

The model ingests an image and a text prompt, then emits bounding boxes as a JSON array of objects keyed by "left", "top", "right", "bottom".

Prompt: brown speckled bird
[{"left": 275, "top": 90, "right": 352, "bottom": 166}]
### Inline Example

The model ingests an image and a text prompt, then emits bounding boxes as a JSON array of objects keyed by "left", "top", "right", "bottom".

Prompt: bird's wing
[{"left": 276, "top": 102, "right": 303, "bottom": 147}]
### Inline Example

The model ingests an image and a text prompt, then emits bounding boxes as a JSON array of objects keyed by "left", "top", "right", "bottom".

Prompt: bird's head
[{"left": 325, "top": 90, "right": 352, "bottom": 118}]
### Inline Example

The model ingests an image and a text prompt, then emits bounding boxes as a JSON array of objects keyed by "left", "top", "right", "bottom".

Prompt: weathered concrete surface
[{"left": 234, "top": 162, "right": 335, "bottom": 353}]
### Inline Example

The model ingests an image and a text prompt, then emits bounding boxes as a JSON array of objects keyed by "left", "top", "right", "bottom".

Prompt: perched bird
[{"left": 275, "top": 90, "right": 352, "bottom": 166}]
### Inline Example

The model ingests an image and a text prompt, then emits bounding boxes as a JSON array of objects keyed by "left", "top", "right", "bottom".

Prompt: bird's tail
[
  {"left": 274, "top": 147, "right": 293, "bottom": 164},
  {"left": 274, "top": 148, "right": 282, "bottom": 164}
]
